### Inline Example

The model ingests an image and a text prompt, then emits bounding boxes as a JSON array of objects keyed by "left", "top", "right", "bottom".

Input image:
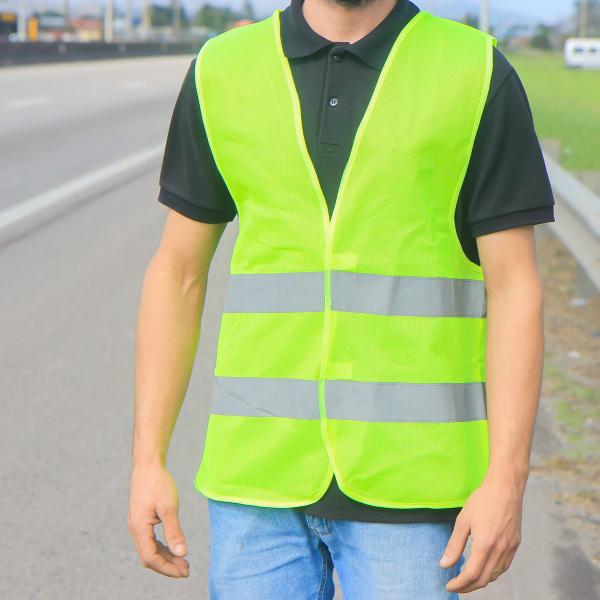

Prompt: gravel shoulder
[{"left": 532, "top": 225, "right": 600, "bottom": 569}]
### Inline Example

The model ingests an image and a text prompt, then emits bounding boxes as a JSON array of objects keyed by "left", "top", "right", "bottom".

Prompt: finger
[
  {"left": 145, "top": 543, "right": 187, "bottom": 578},
  {"left": 489, "top": 564, "right": 505, "bottom": 583},
  {"left": 440, "top": 517, "right": 470, "bottom": 568},
  {"left": 446, "top": 537, "right": 493, "bottom": 592},
  {"left": 141, "top": 534, "right": 189, "bottom": 578},
  {"left": 131, "top": 521, "right": 188, "bottom": 578},
  {"left": 158, "top": 505, "right": 188, "bottom": 557},
  {"left": 502, "top": 547, "right": 517, "bottom": 572},
  {"left": 488, "top": 539, "right": 518, "bottom": 583},
  {"left": 488, "top": 551, "right": 512, "bottom": 583},
  {"left": 461, "top": 548, "right": 506, "bottom": 592},
  {"left": 129, "top": 519, "right": 159, "bottom": 567},
  {"left": 503, "top": 533, "right": 520, "bottom": 571},
  {"left": 457, "top": 532, "right": 521, "bottom": 592},
  {"left": 155, "top": 539, "right": 190, "bottom": 576}
]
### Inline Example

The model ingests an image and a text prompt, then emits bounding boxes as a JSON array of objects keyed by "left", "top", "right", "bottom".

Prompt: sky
[
  {"left": 7, "top": 0, "right": 574, "bottom": 25},
  {"left": 245, "top": 0, "right": 574, "bottom": 22},
  {"left": 427, "top": 0, "right": 572, "bottom": 21}
]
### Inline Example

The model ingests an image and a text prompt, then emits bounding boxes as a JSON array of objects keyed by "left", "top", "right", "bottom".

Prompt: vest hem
[
  {"left": 194, "top": 474, "right": 470, "bottom": 510},
  {"left": 193, "top": 466, "right": 335, "bottom": 509},
  {"left": 332, "top": 477, "right": 469, "bottom": 510}
]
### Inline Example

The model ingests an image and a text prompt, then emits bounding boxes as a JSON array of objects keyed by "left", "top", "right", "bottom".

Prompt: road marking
[
  {"left": 0, "top": 145, "right": 163, "bottom": 231},
  {"left": 7, "top": 96, "right": 50, "bottom": 109}
]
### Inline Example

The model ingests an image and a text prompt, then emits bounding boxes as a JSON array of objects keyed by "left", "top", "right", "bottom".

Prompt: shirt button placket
[{"left": 328, "top": 48, "right": 343, "bottom": 108}]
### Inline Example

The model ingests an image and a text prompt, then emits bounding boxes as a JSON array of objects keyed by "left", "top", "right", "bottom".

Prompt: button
[
  {"left": 332, "top": 52, "right": 343, "bottom": 61},
  {"left": 329, "top": 97, "right": 339, "bottom": 107}
]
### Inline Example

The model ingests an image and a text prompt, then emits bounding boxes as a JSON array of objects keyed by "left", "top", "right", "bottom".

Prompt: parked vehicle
[{"left": 564, "top": 37, "right": 600, "bottom": 69}]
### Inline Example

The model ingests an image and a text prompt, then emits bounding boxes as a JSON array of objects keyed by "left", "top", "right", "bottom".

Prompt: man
[{"left": 127, "top": 0, "right": 555, "bottom": 597}]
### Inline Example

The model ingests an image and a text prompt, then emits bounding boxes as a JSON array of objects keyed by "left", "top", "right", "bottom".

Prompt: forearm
[
  {"left": 483, "top": 274, "right": 544, "bottom": 488},
  {"left": 442, "top": 228, "right": 545, "bottom": 590},
  {"left": 132, "top": 255, "right": 207, "bottom": 467}
]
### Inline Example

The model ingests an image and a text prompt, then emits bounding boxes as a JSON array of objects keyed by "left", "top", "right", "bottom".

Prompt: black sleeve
[
  {"left": 455, "top": 48, "right": 556, "bottom": 265},
  {"left": 158, "top": 57, "right": 238, "bottom": 223}
]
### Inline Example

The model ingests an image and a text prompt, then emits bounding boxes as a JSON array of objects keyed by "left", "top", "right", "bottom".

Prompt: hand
[
  {"left": 439, "top": 473, "right": 524, "bottom": 593},
  {"left": 127, "top": 463, "right": 190, "bottom": 578}
]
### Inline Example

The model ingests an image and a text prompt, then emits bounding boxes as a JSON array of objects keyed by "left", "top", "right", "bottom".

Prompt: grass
[{"left": 504, "top": 49, "right": 600, "bottom": 171}]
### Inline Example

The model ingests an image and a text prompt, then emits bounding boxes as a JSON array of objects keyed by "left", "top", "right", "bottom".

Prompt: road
[{"left": 1, "top": 56, "right": 599, "bottom": 599}]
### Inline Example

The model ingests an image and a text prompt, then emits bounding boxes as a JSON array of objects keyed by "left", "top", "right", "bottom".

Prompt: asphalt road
[{"left": 1, "top": 56, "right": 599, "bottom": 599}]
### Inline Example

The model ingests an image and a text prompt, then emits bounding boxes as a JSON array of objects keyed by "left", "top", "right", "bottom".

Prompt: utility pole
[
  {"left": 124, "top": 0, "right": 133, "bottom": 40},
  {"left": 142, "top": 0, "right": 151, "bottom": 40},
  {"left": 63, "top": 0, "right": 70, "bottom": 26},
  {"left": 480, "top": 0, "right": 489, "bottom": 32},
  {"left": 579, "top": 0, "right": 589, "bottom": 37},
  {"left": 172, "top": 0, "right": 181, "bottom": 36},
  {"left": 17, "top": 0, "right": 27, "bottom": 41},
  {"left": 104, "top": 0, "right": 114, "bottom": 42}
]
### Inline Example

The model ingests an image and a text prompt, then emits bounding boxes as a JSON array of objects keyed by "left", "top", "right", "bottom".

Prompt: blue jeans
[{"left": 207, "top": 499, "right": 466, "bottom": 599}]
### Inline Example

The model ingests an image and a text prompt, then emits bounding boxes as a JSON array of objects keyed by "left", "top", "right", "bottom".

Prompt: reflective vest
[{"left": 193, "top": 8, "right": 496, "bottom": 509}]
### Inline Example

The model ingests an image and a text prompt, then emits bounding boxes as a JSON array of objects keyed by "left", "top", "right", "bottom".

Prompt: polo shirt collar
[{"left": 280, "top": 0, "right": 420, "bottom": 70}]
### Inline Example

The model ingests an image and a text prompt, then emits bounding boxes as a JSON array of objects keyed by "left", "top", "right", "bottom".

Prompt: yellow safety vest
[{"left": 193, "top": 8, "right": 496, "bottom": 509}]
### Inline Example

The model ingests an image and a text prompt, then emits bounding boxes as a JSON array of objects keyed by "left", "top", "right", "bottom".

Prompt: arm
[
  {"left": 441, "top": 224, "right": 545, "bottom": 593},
  {"left": 127, "top": 208, "right": 226, "bottom": 578}
]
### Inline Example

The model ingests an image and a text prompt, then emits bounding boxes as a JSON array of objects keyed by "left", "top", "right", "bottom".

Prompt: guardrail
[
  {"left": 0, "top": 40, "right": 206, "bottom": 66},
  {"left": 543, "top": 150, "right": 600, "bottom": 293}
]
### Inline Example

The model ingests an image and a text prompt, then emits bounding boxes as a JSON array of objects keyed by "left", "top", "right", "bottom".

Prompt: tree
[
  {"left": 530, "top": 24, "right": 552, "bottom": 49},
  {"left": 463, "top": 12, "right": 479, "bottom": 28},
  {"left": 241, "top": 0, "right": 255, "bottom": 20},
  {"left": 194, "top": 3, "right": 240, "bottom": 31},
  {"left": 150, "top": 3, "right": 189, "bottom": 27}
]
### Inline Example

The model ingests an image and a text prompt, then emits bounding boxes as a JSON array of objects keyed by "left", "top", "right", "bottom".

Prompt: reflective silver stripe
[
  {"left": 223, "top": 272, "right": 324, "bottom": 313},
  {"left": 212, "top": 376, "right": 320, "bottom": 419},
  {"left": 330, "top": 271, "right": 487, "bottom": 318},
  {"left": 213, "top": 377, "right": 486, "bottom": 422},
  {"left": 325, "top": 380, "right": 486, "bottom": 422},
  {"left": 223, "top": 271, "right": 486, "bottom": 317}
]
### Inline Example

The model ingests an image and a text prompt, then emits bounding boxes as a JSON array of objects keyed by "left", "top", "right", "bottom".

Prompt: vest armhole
[
  {"left": 194, "top": 39, "right": 240, "bottom": 217},
  {"left": 447, "top": 32, "right": 495, "bottom": 274}
]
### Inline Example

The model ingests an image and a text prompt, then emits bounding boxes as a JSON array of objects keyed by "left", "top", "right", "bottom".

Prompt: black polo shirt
[{"left": 158, "top": 0, "right": 555, "bottom": 524}]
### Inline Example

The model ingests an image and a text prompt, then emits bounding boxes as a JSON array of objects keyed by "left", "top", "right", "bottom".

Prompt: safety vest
[{"left": 193, "top": 8, "right": 496, "bottom": 509}]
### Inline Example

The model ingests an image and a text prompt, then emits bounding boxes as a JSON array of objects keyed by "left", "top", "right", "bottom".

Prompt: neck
[{"left": 301, "top": 0, "right": 398, "bottom": 43}]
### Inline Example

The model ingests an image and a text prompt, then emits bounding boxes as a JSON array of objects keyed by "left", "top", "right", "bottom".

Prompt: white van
[{"left": 564, "top": 38, "right": 600, "bottom": 69}]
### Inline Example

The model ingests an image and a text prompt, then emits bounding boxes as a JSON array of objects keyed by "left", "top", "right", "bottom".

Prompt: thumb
[
  {"left": 440, "top": 517, "right": 469, "bottom": 568},
  {"left": 160, "top": 506, "right": 187, "bottom": 557}
]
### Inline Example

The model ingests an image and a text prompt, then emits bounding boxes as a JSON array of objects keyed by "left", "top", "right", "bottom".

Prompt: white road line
[
  {"left": 0, "top": 145, "right": 163, "bottom": 231},
  {"left": 7, "top": 96, "right": 50, "bottom": 109}
]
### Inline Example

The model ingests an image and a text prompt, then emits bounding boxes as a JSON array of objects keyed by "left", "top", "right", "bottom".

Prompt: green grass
[{"left": 504, "top": 50, "right": 600, "bottom": 171}]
